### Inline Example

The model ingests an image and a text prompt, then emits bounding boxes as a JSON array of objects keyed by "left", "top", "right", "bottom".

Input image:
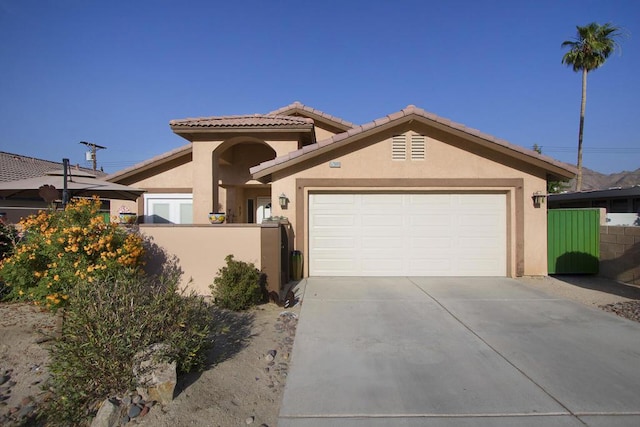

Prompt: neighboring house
[
  {"left": 549, "top": 186, "right": 640, "bottom": 226},
  {"left": 107, "top": 102, "right": 576, "bottom": 278},
  {"left": 0, "top": 152, "right": 105, "bottom": 223}
]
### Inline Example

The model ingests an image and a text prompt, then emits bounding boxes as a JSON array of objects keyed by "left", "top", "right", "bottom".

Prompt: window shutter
[
  {"left": 411, "top": 135, "right": 426, "bottom": 160},
  {"left": 392, "top": 135, "right": 406, "bottom": 160}
]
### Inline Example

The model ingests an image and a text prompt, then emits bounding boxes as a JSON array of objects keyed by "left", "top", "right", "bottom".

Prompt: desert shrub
[
  {"left": 0, "top": 221, "right": 18, "bottom": 261},
  {"left": 0, "top": 197, "right": 144, "bottom": 311},
  {"left": 43, "top": 269, "right": 211, "bottom": 426},
  {"left": 0, "top": 221, "right": 19, "bottom": 298},
  {"left": 211, "top": 254, "right": 265, "bottom": 311}
]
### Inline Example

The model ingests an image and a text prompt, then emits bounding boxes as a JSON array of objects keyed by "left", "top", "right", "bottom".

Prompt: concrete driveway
[{"left": 279, "top": 277, "right": 640, "bottom": 426}]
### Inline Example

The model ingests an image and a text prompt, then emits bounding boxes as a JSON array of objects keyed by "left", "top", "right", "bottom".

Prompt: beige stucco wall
[
  {"left": 269, "top": 127, "right": 549, "bottom": 277},
  {"left": 140, "top": 224, "right": 262, "bottom": 295},
  {"left": 314, "top": 124, "right": 341, "bottom": 141},
  {"left": 131, "top": 160, "right": 194, "bottom": 189}
]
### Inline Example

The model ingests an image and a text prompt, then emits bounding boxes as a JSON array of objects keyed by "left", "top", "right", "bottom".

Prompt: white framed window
[{"left": 144, "top": 193, "right": 193, "bottom": 224}]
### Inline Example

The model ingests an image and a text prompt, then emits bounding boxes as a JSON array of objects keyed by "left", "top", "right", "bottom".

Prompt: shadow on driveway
[{"left": 551, "top": 274, "right": 640, "bottom": 300}]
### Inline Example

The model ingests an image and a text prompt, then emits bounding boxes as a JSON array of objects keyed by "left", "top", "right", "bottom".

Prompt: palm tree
[{"left": 562, "top": 22, "right": 622, "bottom": 191}]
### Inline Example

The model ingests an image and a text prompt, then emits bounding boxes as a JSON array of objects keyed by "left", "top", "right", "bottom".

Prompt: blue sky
[{"left": 0, "top": 0, "right": 638, "bottom": 174}]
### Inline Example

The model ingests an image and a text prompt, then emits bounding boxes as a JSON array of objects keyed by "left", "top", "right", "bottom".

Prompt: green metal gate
[{"left": 547, "top": 209, "right": 600, "bottom": 274}]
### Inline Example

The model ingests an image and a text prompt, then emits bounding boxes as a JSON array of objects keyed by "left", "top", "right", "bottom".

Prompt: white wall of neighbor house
[{"left": 606, "top": 213, "right": 640, "bottom": 226}]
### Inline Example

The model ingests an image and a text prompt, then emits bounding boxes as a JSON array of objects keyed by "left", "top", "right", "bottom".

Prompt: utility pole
[{"left": 80, "top": 141, "right": 106, "bottom": 171}]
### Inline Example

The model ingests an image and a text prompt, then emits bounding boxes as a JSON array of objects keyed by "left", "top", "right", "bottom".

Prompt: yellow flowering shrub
[{"left": 0, "top": 197, "right": 144, "bottom": 310}]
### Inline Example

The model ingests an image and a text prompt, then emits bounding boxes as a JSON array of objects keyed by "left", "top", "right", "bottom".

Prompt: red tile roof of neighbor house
[
  {"left": 268, "top": 101, "right": 356, "bottom": 130},
  {"left": 250, "top": 105, "right": 578, "bottom": 180},
  {"left": 0, "top": 151, "right": 105, "bottom": 182},
  {"left": 169, "top": 114, "right": 314, "bottom": 129}
]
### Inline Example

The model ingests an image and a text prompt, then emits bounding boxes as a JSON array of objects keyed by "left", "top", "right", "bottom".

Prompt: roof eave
[{"left": 171, "top": 125, "right": 314, "bottom": 135}]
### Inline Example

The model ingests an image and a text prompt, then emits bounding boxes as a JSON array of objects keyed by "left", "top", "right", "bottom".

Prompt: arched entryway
[{"left": 213, "top": 138, "right": 276, "bottom": 223}]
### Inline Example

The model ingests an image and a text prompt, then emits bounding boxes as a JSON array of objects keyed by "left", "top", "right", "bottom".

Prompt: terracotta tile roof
[
  {"left": 250, "top": 105, "right": 577, "bottom": 180},
  {"left": 0, "top": 151, "right": 104, "bottom": 182},
  {"left": 169, "top": 114, "right": 314, "bottom": 129},
  {"left": 268, "top": 101, "right": 355, "bottom": 130}
]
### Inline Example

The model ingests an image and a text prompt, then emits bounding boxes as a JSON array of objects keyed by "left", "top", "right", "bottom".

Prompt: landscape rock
[
  {"left": 133, "top": 343, "right": 177, "bottom": 405},
  {"left": 265, "top": 350, "right": 277, "bottom": 362},
  {"left": 139, "top": 405, "right": 150, "bottom": 417},
  {"left": 91, "top": 398, "right": 120, "bottom": 427},
  {"left": 128, "top": 404, "right": 142, "bottom": 418}
]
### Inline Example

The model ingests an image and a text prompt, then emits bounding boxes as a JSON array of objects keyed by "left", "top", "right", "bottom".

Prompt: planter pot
[
  {"left": 208, "top": 212, "right": 226, "bottom": 224},
  {"left": 119, "top": 213, "right": 138, "bottom": 224}
]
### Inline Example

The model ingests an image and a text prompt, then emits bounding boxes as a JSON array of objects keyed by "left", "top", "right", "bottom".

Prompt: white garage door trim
[{"left": 309, "top": 193, "right": 506, "bottom": 276}]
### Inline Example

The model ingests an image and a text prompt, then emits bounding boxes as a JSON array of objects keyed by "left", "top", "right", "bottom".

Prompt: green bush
[
  {"left": 43, "top": 269, "right": 212, "bottom": 426},
  {"left": 211, "top": 254, "right": 265, "bottom": 311}
]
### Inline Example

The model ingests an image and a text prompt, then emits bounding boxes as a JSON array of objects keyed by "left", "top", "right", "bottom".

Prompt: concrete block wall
[{"left": 600, "top": 226, "right": 640, "bottom": 285}]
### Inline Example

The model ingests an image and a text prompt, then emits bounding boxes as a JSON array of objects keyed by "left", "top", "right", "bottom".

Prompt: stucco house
[{"left": 107, "top": 102, "right": 576, "bottom": 285}]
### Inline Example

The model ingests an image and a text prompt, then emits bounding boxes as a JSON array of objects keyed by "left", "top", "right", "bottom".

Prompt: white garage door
[{"left": 309, "top": 193, "right": 506, "bottom": 276}]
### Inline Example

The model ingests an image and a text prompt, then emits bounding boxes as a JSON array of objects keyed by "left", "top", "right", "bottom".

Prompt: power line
[{"left": 535, "top": 146, "right": 640, "bottom": 153}]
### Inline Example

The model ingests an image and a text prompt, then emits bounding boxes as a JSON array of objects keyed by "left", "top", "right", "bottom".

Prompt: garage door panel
[
  {"left": 458, "top": 227, "right": 501, "bottom": 238},
  {"left": 362, "top": 214, "right": 401, "bottom": 226},
  {"left": 459, "top": 217, "right": 501, "bottom": 229},
  {"left": 411, "top": 225, "right": 455, "bottom": 237},
  {"left": 361, "top": 194, "right": 401, "bottom": 206},
  {"left": 408, "top": 214, "right": 452, "bottom": 226},
  {"left": 409, "top": 259, "right": 454, "bottom": 275},
  {"left": 314, "top": 259, "right": 358, "bottom": 274},
  {"left": 314, "top": 194, "right": 357, "bottom": 204},
  {"left": 312, "top": 214, "right": 356, "bottom": 227},
  {"left": 312, "top": 237, "right": 357, "bottom": 249},
  {"left": 408, "top": 194, "right": 452, "bottom": 205},
  {"left": 410, "top": 237, "right": 453, "bottom": 250},
  {"left": 362, "top": 259, "right": 403, "bottom": 274},
  {"left": 362, "top": 237, "right": 404, "bottom": 249},
  {"left": 309, "top": 193, "right": 506, "bottom": 276},
  {"left": 458, "top": 237, "right": 501, "bottom": 249}
]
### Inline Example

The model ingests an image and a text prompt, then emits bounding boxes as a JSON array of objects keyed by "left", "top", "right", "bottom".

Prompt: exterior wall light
[
  {"left": 532, "top": 191, "right": 546, "bottom": 207},
  {"left": 279, "top": 193, "right": 289, "bottom": 208}
]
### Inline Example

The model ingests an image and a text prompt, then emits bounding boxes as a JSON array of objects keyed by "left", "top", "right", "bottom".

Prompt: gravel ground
[
  {"left": 1, "top": 276, "right": 638, "bottom": 426},
  {"left": 518, "top": 275, "right": 640, "bottom": 322}
]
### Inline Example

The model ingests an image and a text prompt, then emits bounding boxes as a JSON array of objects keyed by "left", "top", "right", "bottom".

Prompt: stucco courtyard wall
[{"left": 140, "top": 224, "right": 262, "bottom": 295}]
